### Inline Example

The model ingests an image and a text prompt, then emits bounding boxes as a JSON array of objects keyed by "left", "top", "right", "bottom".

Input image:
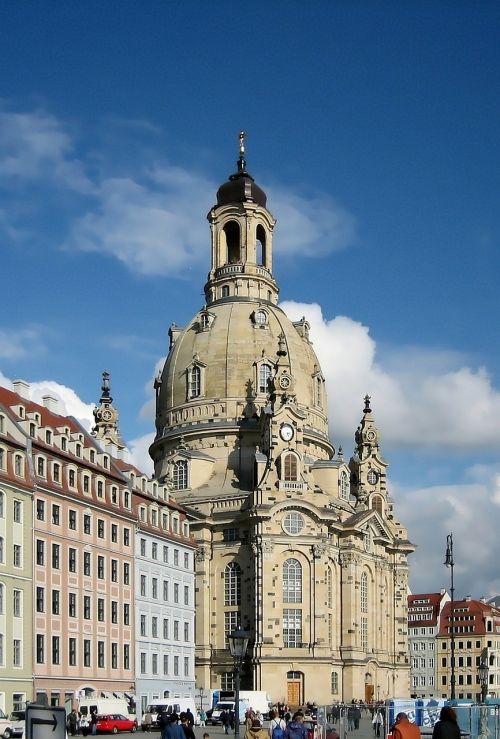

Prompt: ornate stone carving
[
  {"left": 195, "top": 546, "right": 206, "bottom": 562},
  {"left": 312, "top": 543, "right": 328, "bottom": 559}
]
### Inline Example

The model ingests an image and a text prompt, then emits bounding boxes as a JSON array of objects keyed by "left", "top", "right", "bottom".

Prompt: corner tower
[{"left": 150, "top": 135, "right": 413, "bottom": 706}]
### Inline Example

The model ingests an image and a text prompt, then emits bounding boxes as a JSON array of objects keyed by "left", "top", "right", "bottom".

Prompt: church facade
[{"left": 150, "top": 136, "right": 414, "bottom": 706}]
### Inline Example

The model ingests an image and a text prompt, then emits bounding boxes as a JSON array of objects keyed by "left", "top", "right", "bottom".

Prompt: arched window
[
  {"left": 259, "top": 364, "right": 271, "bottom": 394},
  {"left": 372, "top": 495, "right": 383, "bottom": 515},
  {"left": 14, "top": 455, "right": 23, "bottom": 476},
  {"left": 256, "top": 224, "right": 266, "bottom": 266},
  {"left": 283, "top": 558, "right": 302, "bottom": 603},
  {"left": 224, "top": 221, "right": 240, "bottom": 264},
  {"left": 284, "top": 453, "right": 298, "bottom": 481},
  {"left": 360, "top": 572, "right": 368, "bottom": 613},
  {"left": 224, "top": 562, "right": 241, "bottom": 606},
  {"left": 315, "top": 377, "right": 322, "bottom": 408},
  {"left": 340, "top": 470, "right": 349, "bottom": 500},
  {"left": 172, "top": 460, "right": 188, "bottom": 490},
  {"left": 188, "top": 366, "right": 201, "bottom": 398}
]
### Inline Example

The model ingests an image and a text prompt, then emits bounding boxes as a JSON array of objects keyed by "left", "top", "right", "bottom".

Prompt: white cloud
[
  {"left": 0, "top": 106, "right": 91, "bottom": 192},
  {"left": 268, "top": 186, "right": 356, "bottom": 257},
  {"left": 281, "top": 301, "right": 500, "bottom": 451},
  {"left": 28, "top": 380, "right": 96, "bottom": 431},
  {"left": 127, "top": 432, "right": 155, "bottom": 475},
  {"left": 0, "top": 326, "right": 49, "bottom": 360},
  {"left": 396, "top": 464, "right": 500, "bottom": 599}
]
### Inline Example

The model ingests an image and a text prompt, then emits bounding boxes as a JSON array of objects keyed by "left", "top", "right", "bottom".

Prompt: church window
[
  {"left": 221, "top": 285, "right": 230, "bottom": 298},
  {"left": 282, "top": 511, "right": 305, "bottom": 536},
  {"left": 224, "top": 611, "right": 240, "bottom": 647},
  {"left": 172, "top": 460, "right": 188, "bottom": 490},
  {"left": 221, "top": 672, "right": 234, "bottom": 691},
  {"left": 254, "top": 310, "right": 267, "bottom": 326},
  {"left": 327, "top": 566, "right": 333, "bottom": 609},
  {"left": 224, "top": 221, "right": 240, "bottom": 264},
  {"left": 284, "top": 453, "right": 298, "bottom": 481},
  {"left": 360, "top": 572, "right": 368, "bottom": 613},
  {"left": 315, "top": 377, "right": 322, "bottom": 407},
  {"left": 224, "top": 562, "right": 241, "bottom": 606},
  {"left": 259, "top": 363, "right": 271, "bottom": 394},
  {"left": 256, "top": 224, "right": 266, "bottom": 266},
  {"left": 340, "top": 470, "right": 349, "bottom": 500},
  {"left": 188, "top": 365, "right": 201, "bottom": 398},
  {"left": 372, "top": 495, "right": 383, "bottom": 515},
  {"left": 361, "top": 616, "right": 368, "bottom": 651},
  {"left": 283, "top": 608, "right": 302, "bottom": 648},
  {"left": 367, "top": 469, "right": 378, "bottom": 485},
  {"left": 331, "top": 671, "right": 338, "bottom": 694},
  {"left": 283, "top": 559, "right": 302, "bottom": 603}
]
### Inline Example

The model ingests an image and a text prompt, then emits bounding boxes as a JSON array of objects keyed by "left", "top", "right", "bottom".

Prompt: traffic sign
[{"left": 26, "top": 705, "right": 67, "bottom": 739}]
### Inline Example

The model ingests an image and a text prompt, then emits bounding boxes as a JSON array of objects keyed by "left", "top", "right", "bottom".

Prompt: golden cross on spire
[{"left": 239, "top": 131, "right": 246, "bottom": 157}]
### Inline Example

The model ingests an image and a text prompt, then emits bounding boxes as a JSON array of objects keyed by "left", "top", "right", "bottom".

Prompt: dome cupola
[{"left": 216, "top": 131, "right": 267, "bottom": 207}]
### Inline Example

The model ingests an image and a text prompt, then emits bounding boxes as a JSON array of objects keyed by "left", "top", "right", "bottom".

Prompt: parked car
[
  {"left": 96, "top": 714, "right": 137, "bottom": 734},
  {"left": 3, "top": 711, "right": 25, "bottom": 739},
  {"left": 0, "top": 709, "right": 11, "bottom": 738}
]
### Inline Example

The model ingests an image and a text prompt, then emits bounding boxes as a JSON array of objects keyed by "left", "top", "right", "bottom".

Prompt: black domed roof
[{"left": 216, "top": 155, "right": 267, "bottom": 208}]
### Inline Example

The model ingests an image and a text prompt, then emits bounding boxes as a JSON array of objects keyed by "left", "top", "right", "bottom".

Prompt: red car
[{"left": 96, "top": 715, "right": 137, "bottom": 734}]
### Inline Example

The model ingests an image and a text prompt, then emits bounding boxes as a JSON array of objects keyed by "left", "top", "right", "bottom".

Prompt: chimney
[
  {"left": 42, "top": 395, "right": 59, "bottom": 414},
  {"left": 13, "top": 380, "right": 30, "bottom": 399}
]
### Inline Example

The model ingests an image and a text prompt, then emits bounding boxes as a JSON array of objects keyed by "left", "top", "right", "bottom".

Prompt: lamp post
[
  {"left": 198, "top": 687, "right": 204, "bottom": 712},
  {"left": 478, "top": 660, "right": 489, "bottom": 704},
  {"left": 444, "top": 533, "right": 456, "bottom": 700},
  {"left": 228, "top": 629, "right": 250, "bottom": 739}
]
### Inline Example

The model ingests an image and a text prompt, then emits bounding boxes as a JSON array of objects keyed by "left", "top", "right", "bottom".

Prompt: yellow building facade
[{"left": 150, "top": 136, "right": 414, "bottom": 706}]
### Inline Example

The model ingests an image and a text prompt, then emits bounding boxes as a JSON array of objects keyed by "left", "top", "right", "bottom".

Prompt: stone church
[{"left": 149, "top": 135, "right": 414, "bottom": 706}]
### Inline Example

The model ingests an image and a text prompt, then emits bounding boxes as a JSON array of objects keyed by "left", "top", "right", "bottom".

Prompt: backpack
[{"left": 272, "top": 720, "right": 286, "bottom": 739}]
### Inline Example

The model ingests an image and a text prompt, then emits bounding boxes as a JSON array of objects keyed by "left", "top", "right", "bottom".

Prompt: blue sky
[{"left": 1, "top": 0, "right": 500, "bottom": 598}]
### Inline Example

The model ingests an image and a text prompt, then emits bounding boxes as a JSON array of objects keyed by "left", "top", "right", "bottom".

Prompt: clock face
[
  {"left": 279, "top": 375, "right": 291, "bottom": 390},
  {"left": 280, "top": 423, "right": 294, "bottom": 442},
  {"left": 366, "top": 430, "right": 376, "bottom": 441},
  {"left": 102, "top": 410, "right": 112, "bottom": 421}
]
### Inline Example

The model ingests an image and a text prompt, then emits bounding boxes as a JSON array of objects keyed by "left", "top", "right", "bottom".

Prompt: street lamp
[
  {"left": 198, "top": 687, "right": 204, "bottom": 712},
  {"left": 478, "top": 660, "right": 489, "bottom": 704},
  {"left": 444, "top": 533, "right": 456, "bottom": 700},
  {"left": 228, "top": 629, "right": 250, "bottom": 739}
]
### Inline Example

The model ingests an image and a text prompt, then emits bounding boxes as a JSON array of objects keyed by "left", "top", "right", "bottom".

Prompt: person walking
[
  {"left": 220, "top": 710, "right": 230, "bottom": 735},
  {"left": 199, "top": 710, "right": 207, "bottom": 727},
  {"left": 431, "top": 707, "right": 461, "bottom": 739},
  {"left": 284, "top": 713, "right": 308, "bottom": 739},
  {"left": 90, "top": 712, "right": 98, "bottom": 737},
  {"left": 244, "top": 719, "right": 270, "bottom": 739},
  {"left": 269, "top": 710, "right": 286, "bottom": 739},
  {"left": 372, "top": 710, "right": 383, "bottom": 737},
  {"left": 180, "top": 713, "right": 196, "bottom": 739},
  {"left": 143, "top": 712, "right": 153, "bottom": 732}
]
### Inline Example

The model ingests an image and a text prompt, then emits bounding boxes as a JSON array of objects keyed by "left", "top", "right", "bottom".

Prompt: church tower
[{"left": 150, "top": 135, "right": 414, "bottom": 705}]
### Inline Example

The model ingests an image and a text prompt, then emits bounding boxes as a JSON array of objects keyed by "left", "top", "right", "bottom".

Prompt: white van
[
  {"left": 78, "top": 699, "right": 136, "bottom": 731},
  {"left": 142, "top": 699, "right": 197, "bottom": 730}
]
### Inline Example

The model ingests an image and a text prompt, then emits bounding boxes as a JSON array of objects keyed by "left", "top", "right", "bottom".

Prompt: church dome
[{"left": 216, "top": 169, "right": 267, "bottom": 208}]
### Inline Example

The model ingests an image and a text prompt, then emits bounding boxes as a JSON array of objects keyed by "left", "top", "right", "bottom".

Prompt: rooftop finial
[
  {"left": 237, "top": 131, "right": 247, "bottom": 173},
  {"left": 364, "top": 394, "right": 371, "bottom": 413},
  {"left": 101, "top": 370, "right": 112, "bottom": 401}
]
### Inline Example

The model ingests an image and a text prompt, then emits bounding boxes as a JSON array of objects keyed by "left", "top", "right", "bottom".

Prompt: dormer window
[
  {"left": 283, "top": 453, "right": 298, "bottom": 482},
  {"left": 76, "top": 443, "right": 81, "bottom": 457},
  {"left": 90, "top": 449, "right": 95, "bottom": 463},
  {"left": 45, "top": 430, "right": 52, "bottom": 444},
  {"left": 30, "top": 423, "right": 36, "bottom": 438},
  {"left": 188, "top": 366, "right": 201, "bottom": 398},
  {"left": 259, "top": 363, "right": 272, "bottom": 394},
  {"left": 252, "top": 309, "right": 268, "bottom": 326},
  {"left": 172, "top": 460, "right": 188, "bottom": 490},
  {"left": 61, "top": 437, "right": 67, "bottom": 452}
]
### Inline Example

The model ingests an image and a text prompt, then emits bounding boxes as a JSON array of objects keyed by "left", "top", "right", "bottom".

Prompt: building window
[
  {"left": 68, "top": 510, "right": 77, "bottom": 530},
  {"left": 51, "top": 544, "right": 60, "bottom": 569},
  {"left": 37, "top": 457, "right": 46, "bottom": 477},
  {"left": 83, "top": 640, "right": 91, "bottom": 667},
  {"left": 188, "top": 365, "right": 201, "bottom": 399},
  {"left": 174, "top": 583, "right": 179, "bottom": 603},
  {"left": 259, "top": 363, "right": 272, "bottom": 394},
  {"left": 123, "top": 562, "right": 130, "bottom": 584},
  {"left": 140, "top": 615, "right": 146, "bottom": 636},
  {"left": 36, "top": 540, "right": 45, "bottom": 566},
  {"left": 13, "top": 544, "right": 22, "bottom": 568},
  {"left": 97, "top": 556, "right": 104, "bottom": 579},
  {"left": 14, "top": 455, "right": 23, "bottom": 476},
  {"left": 68, "top": 469, "right": 76, "bottom": 487},
  {"left": 97, "top": 519, "right": 104, "bottom": 538},
  {"left": 97, "top": 641, "right": 105, "bottom": 668},
  {"left": 97, "top": 480, "right": 104, "bottom": 498},
  {"left": 327, "top": 566, "right": 333, "bottom": 609},
  {"left": 152, "top": 617, "right": 158, "bottom": 638},
  {"left": 111, "top": 642, "right": 118, "bottom": 670},
  {"left": 53, "top": 463, "right": 60, "bottom": 483},
  {"left": 283, "top": 558, "right": 302, "bottom": 603},
  {"left": 152, "top": 543, "right": 158, "bottom": 560},
  {"left": 124, "top": 603, "right": 130, "bottom": 625},
  {"left": 174, "top": 621, "right": 179, "bottom": 640},
  {"left": 184, "top": 586, "right": 189, "bottom": 606},
  {"left": 83, "top": 475, "right": 90, "bottom": 493},
  {"left": 123, "top": 644, "right": 130, "bottom": 670},
  {"left": 97, "top": 598, "right": 105, "bottom": 622},
  {"left": 361, "top": 616, "right": 368, "bottom": 651},
  {"left": 184, "top": 622, "right": 189, "bottom": 641},
  {"left": 69, "top": 593, "right": 76, "bottom": 618},
  {"left": 224, "top": 562, "right": 241, "bottom": 606},
  {"left": 13, "top": 500, "right": 22, "bottom": 523},
  {"left": 111, "top": 559, "right": 118, "bottom": 582},
  {"left": 13, "top": 589, "right": 21, "bottom": 617},
  {"left": 111, "top": 601, "right": 118, "bottom": 624},
  {"left": 360, "top": 572, "right": 368, "bottom": 613},
  {"left": 52, "top": 636, "right": 60, "bottom": 665},
  {"left": 123, "top": 528, "right": 130, "bottom": 546},
  {"left": 282, "top": 511, "right": 305, "bottom": 535},
  {"left": 221, "top": 672, "right": 234, "bottom": 691},
  {"left": 163, "top": 654, "right": 169, "bottom": 675},
  {"left": 69, "top": 637, "right": 76, "bottom": 666},
  {"left": 83, "top": 552, "right": 91, "bottom": 577},
  {"left": 372, "top": 495, "right": 383, "bottom": 515},
  {"left": 184, "top": 656, "right": 189, "bottom": 676},
  {"left": 140, "top": 653, "right": 146, "bottom": 674},
  {"left": 163, "top": 546, "right": 169, "bottom": 563},
  {"left": 283, "top": 608, "right": 302, "bottom": 648},
  {"left": 163, "top": 619, "right": 169, "bottom": 639},
  {"left": 173, "top": 460, "right": 188, "bottom": 490},
  {"left": 174, "top": 655, "right": 179, "bottom": 675},
  {"left": 340, "top": 471, "right": 349, "bottom": 500},
  {"left": 83, "top": 515, "right": 91, "bottom": 535},
  {"left": 36, "top": 500, "right": 45, "bottom": 521},
  {"left": 36, "top": 587, "right": 44, "bottom": 612},
  {"left": 52, "top": 590, "right": 60, "bottom": 615},
  {"left": 111, "top": 524, "right": 118, "bottom": 543},
  {"left": 283, "top": 453, "right": 298, "bottom": 481},
  {"left": 174, "top": 549, "right": 179, "bottom": 565},
  {"left": 36, "top": 635, "right": 44, "bottom": 663},
  {"left": 68, "top": 548, "right": 76, "bottom": 572},
  {"left": 152, "top": 578, "right": 158, "bottom": 599},
  {"left": 140, "top": 539, "right": 146, "bottom": 556}
]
